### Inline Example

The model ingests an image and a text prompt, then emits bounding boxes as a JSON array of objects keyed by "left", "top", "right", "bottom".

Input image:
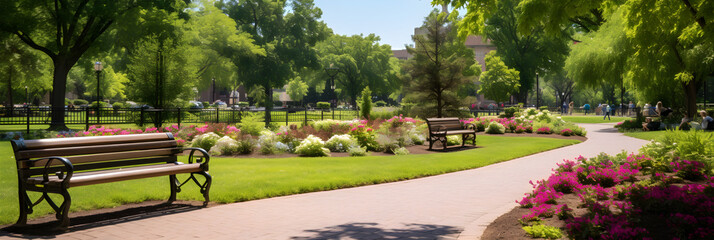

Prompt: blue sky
[{"left": 313, "top": 0, "right": 440, "bottom": 50}]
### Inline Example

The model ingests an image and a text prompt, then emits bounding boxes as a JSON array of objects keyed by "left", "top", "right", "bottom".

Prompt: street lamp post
[
  {"left": 94, "top": 61, "right": 103, "bottom": 123},
  {"left": 536, "top": 72, "right": 540, "bottom": 108},
  {"left": 25, "top": 86, "right": 28, "bottom": 106},
  {"left": 324, "top": 64, "right": 339, "bottom": 108}
]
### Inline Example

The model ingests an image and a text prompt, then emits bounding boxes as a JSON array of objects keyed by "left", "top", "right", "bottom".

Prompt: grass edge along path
[
  {"left": 0, "top": 135, "right": 580, "bottom": 225},
  {"left": 559, "top": 115, "right": 631, "bottom": 124}
]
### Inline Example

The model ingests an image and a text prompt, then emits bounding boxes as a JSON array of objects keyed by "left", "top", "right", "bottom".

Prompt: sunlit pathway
[{"left": 1, "top": 123, "right": 648, "bottom": 240}]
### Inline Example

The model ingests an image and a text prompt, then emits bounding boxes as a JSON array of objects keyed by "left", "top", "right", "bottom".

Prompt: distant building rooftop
[{"left": 392, "top": 49, "right": 412, "bottom": 60}]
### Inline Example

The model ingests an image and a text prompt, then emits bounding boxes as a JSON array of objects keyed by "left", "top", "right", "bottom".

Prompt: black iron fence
[{"left": 0, "top": 107, "right": 359, "bottom": 133}]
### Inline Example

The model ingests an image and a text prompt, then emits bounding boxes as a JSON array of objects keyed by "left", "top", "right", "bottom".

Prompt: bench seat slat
[
  {"left": 23, "top": 156, "right": 177, "bottom": 176},
  {"left": 17, "top": 140, "right": 178, "bottom": 159},
  {"left": 430, "top": 130, "right": 477, "bottom": 135},
  {"left": 21, "top": 148, "right": 181, "bottom": 168},
  {"left": 26, "top": 163, "right": 202, "bottom": 188}
]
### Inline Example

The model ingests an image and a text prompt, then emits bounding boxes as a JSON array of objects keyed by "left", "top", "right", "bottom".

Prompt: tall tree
[
  {"left": 402, "top": 10, "right": 479, "bottom": 118},
  {"left": 481, "top": 0, "right": 569, "bottom": 103},
  {"left": 478, "top": 51, "right": 520, "bottom": 103},
  {"left": 0, "top": 35, "right": 50, "bottom": 115},
  {"left": 565, "top": 10, "right": 631, "bottom": 108},
  {"left": 0, "top": 0, "right": 190, "bottom": 130},
  {"left": 218, "top": 0, "right": 329, "bottom": 126},
  {"left": 315, "top": 34, "right": 400, "bottom": 108}
]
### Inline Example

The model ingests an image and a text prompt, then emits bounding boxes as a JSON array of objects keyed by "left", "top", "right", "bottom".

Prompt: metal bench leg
[
  {"left": 428, "top": 136, "right": 434, "bottom": 150},
  {"left": 169, "top": 174, "right": 179, "bottom": 202},
  {"left": 198, "top": 171, "right": 212, "bottom": 206},
  {"left": 58, "top": 189, "right": 71, "bottom": 228},
  {"left": 462, "top": 134, "right": 466, "bottom": 147},
  {"left": 16, "top": 182, "right": 30, "bottom": 225}
]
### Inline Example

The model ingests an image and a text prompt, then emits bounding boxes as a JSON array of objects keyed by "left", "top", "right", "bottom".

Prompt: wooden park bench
[
  {"left": 11, "top": 133, "right": 211, "bottom": 228},
  {"left": 426, "top": 118, "right": 477, "bottom": 150}
]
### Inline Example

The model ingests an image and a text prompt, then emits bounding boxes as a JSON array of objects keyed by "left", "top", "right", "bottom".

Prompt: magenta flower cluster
[
  {"left": 536, "top": 127, "right": 552, "bottom": 134},
  {"left": 517, "top": 153, "right": 713, "bottom": 239},
  {"left": 671, "top": 159, "right": 707, "bottom": 181}
]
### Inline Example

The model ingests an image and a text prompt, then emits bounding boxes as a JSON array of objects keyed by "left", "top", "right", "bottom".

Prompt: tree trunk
[
  {"left": 49, "top": 57, "right": 71, "bottom": 131},
  {"left": 436, "top": 92, "right": 443, "bottom": 118},
  {"left": 264, "top": 85, "right": 272, "bottom": 127},
  {"left": 683, "top": 80, "right": 699, "bottom": 119}
]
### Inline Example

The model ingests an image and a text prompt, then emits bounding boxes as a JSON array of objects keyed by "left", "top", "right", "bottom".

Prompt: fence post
[
  {"left": 216, "top": 108, "right": 220, "bottom": 123},
  {"left": 85, "top": 107, "right": 90, "bottom": 130},
  {"left": 332, "top": 108, "right": 335, "bottom": 120},
  {"left": 26, "top": 106, "right": 30, "bottom": 135},
  {"left": 321, "top": 109, "right": 324, "bottom": 120},
  {"left": 238, "top": 110, "right": 242, "bottom": 123},
  {"left": 140, "top": 108, "right": 145, "bottom": 127},
  {"left": 285, "top": 110, "right": 288, "bottom": 126},
  {"left": 177, "top": 108, "right": 182, "bottom": 128}
]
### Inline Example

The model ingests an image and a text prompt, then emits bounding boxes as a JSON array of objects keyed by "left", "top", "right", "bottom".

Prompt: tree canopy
[
  {"left": 402, "top": 10, "right": 479, "bottom": 118},
  {"left": 478, "top": 51, "right": 520, "bottom": 103},
  {"left": 315, "top": 34, "right": 400, "bottom": 108},
  {"left": 218, "top": 0, "right": 329, "bottom": 125},
  {"left": 0, "top": 0, "right": 191, "bottom": 130}
]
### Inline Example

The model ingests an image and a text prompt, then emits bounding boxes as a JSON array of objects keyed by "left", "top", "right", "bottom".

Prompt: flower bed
[
  {"left": 514, "top": 130, "right": 714, "bottom": 239},
  {"left": 462, "top": 108, "right": 586, "bottom": 137}
]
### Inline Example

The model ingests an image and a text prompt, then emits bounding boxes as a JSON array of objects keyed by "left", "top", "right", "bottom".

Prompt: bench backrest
[
  {"left": 426, "top": 118, "right": 463, "bottom": 132},
  {"left": 12, "top": 133, "right": 179, "bottom": 176}
]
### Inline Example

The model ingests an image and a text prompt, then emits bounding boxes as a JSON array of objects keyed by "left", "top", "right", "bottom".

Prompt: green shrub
[
  {"left": 360, "top": 87, "right": 372, "bottom": 120},
  {"left": 237, "top": 112, "right": 265, "bottom": 136},
  {"left": 485, "top": 122, "right": 506, "bottom": 134},
  {"left": 65, "top": 98, "right": 71, "bottom": 105},
  {"left": 236, "top": 138, "right": 257, "bottom": 154},
  {"left": 112, "top": 102, "right": 125, "bottom": 110},
  {"left": 73, "top": 99, "right": 89, "bottom": 106},
  {"left": 325, "top": 134, "right": 357, "bottom": 152},
  {"left": 370, "top": 108, "right": 397, "bottom": 120},
  {"left": 316, "top": 102, "right": 331, "bottom": 109},
  {"left": 258, "top": 130, "right": 281, "bottom": 155},
  {"left": 393, "top": 147, "right": 410, "bottom": 155},
  {"left": 522, "top": 224, "right": 563, "bottom": 239},
  {"left": 446, "top": 135, "right": 462, "bottom": 146},
  {"left": 503, "top": 106, "right": 519, "bottom": 118},
  {"left": 295, "top": 135, "right": 330, "bottom": 157},
  {"left": 191, "top": 132, "right": 221, "bottom": 150},
  {"left": 348, "top": 146, "right": 368, "bottom": 157},
  {"left": 89, "top": 101, "right": 109, "bottom": 108},
  {"left": 238, "top": 101, "right": 249, "bottom": 108},
  {"left": 209, "top": 136, "right": 239, "bottom": 155},
  {"left": 539, "top": 106, "right": 549, "bottom": 111},
  {"left": 374, "top": 100, "right": 387, "bottom": 107},
  {"left": 203, "top": 101, "right": 210, "bottom": 108}
]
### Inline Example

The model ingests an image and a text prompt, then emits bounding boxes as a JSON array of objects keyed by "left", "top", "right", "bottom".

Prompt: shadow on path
[
  {"left": 291, "top": 222, "right": 461, "bottom": 240},
  {"left": 0, "top": 201, "right": 206, "bottom": 238}
]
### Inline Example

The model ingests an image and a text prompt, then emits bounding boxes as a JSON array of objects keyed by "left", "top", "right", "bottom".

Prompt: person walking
[
  {"left": 583, "top": 103, "right": 591, "bottom": 115},
  {"left": 603, "top": 104, "right": 611, "bottom": 120},
  {"left": 568, "top": 101, "right": 574, "bottom": 115},
  {"left": 628, "top": 101, "right": 635, "bottom": 116}
]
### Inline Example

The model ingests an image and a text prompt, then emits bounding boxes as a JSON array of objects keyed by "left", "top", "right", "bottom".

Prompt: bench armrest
[
  {"left": 182, "top": 147, "right": 210, "bottom": 171},
  {"left": 33, "top": 157, "right": 74, "bottom": 188}
]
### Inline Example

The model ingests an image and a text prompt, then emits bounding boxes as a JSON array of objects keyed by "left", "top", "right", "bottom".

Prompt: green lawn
[
  {"left": 624, "top": 131, "right": 667, "bottom": 140},
  {"left": 0, "top": 135, "right": 579, "bottom": 225},
  {"left": 560, "top": 115, "right": 631, "bottom": 123}
]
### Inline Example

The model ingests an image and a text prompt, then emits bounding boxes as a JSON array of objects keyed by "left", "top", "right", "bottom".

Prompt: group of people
[
  {"left": 641, "top": 101, "right": 712, "bottom": 131},
  {"left": 561, "top": 101, "right": 575, "bottom": 115}
]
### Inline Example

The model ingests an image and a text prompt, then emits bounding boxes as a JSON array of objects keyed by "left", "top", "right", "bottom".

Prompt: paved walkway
[{"left": 1, "top": 123, "right": 649, "bottom": 240}]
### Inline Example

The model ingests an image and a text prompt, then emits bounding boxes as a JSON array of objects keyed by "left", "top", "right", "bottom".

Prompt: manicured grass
[
  {"left": 624, "top": 131, "right": 667, "bottom": 140},
  {"left": 560, "top": 115, "right": 631, "bottom": 123},
  {"left": 0, "top": 135, "right": 579, "bottom": 225}
]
